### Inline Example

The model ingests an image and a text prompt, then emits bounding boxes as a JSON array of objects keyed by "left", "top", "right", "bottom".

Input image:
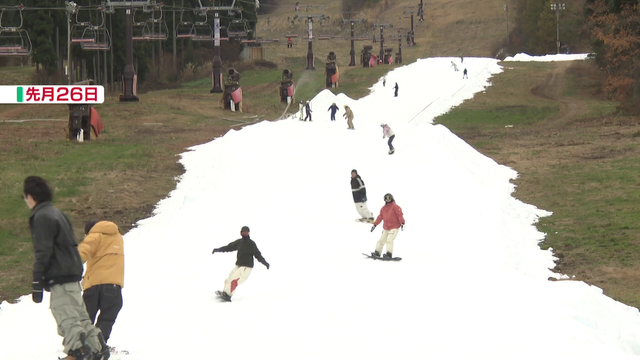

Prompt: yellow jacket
[{"left": 78, "top": 221, "right": 124, "bottom": 290}]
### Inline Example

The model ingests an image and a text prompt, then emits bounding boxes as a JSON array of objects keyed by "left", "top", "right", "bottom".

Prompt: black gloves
[
  {"left": 401, "top": 224, "right": 405, "bottom": 231},
  {"left": 263, "top": 261, "right": 270, "bottom": 270},
  {"left": 32, "top": 280, "right": 43, "bottom": 303},
  {"left": 370, "top": 225, "right": 376, "bottom": 232},
  {"left": 212, "top": 248, "right": 220, "bottom": 254}
]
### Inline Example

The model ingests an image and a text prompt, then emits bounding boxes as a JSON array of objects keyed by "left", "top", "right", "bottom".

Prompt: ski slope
[{"left": 3, "top": 56, "right": 640, "bottom": 360}]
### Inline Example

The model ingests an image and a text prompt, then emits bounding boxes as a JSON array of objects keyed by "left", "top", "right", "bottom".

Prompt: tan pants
[
  {"left": 355, "top": 202, "right": 373, "bottom": 219},
  {"left": 347, "top": 118, "right": 354, "bottom": 129},
  {"left": 375, "top": 228, "right": 399, "bottom": 254},
  {"left": 50, "top": 282, "right": 102, "bottom": 354},
  {"left": 224, "top": 266, "right": 252, "bottom": 296}
]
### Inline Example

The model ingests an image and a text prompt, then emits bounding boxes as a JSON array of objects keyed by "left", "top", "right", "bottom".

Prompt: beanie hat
[
  {"left": 84, "top": 220, "right": 99, "bottom": 235},
  {"left": 241, "top": 226, "right": 250, "bottom": 233}
]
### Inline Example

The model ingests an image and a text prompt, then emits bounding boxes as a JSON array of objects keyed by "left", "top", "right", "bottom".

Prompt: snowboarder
[
  {"left": 382, "top": 76, "right": 386, "bottom": 87},
  {"left": 381, "top": 123, "right": 395, "bottom": 154},
  {"left": 463, "top": 68, "right": 468, "bottom": 79},
  {"left": 451, "top": 61, "right": 459, "bottom": 71},
  {"left": 343, "top": 105, "right": 354, "bottom": 129},
  {"left": 351, "top": 170, "right": 374, "bottom": 223},
  {"left": 298, "top": 100, "right": 304, "bottom": 120},
  {"left": 23, "top": 176, "right": 109, "bottom": 360},
  {"left": 370, "top": 193, "right": 405, "bottom": 259},
  {"left": 212, "top": 226, "right": 270, "bottom": 301},
  {"left": 328, "top": 102, "right": 339, "bottom": 121},
  {"left": 79, "top": 220, "right": 125, "bottom": 346},
  {"left": 304, "top": 100, "right": 312, "bottom": 121},
  {"left": 393, "top": 82, "right": 399, "bottom": 97}
]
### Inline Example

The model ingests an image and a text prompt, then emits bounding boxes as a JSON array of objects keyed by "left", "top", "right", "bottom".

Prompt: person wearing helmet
[
  {"left": 351, "top": 169, "right": 374, "bottom": 223},
  {"left": 381, "top": 123, "right": 395, "bottom": 154},
  {"left": 328, "top": 102, "right": 339, "bottom": 121},
  {"left": 370, "top": 193, "right": 405, "bottom": 258},
  {"left": 343, "top": 105, "right": 354, "bottom": 129},
  {"left": 212, "top": 226, "right": 270, "bottom": 301}
]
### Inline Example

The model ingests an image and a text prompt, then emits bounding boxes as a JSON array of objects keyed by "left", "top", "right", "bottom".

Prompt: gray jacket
[{"left": 30, "top": 201, "right": 83, "bottom": 287}]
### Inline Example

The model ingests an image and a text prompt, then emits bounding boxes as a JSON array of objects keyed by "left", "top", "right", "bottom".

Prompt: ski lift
[
  {"left": 190, "top": 11, "right": 212, "bottom": 41},
  {"left": 70, "top": 7, "right": 95, "bottom": 44},
  {"left": 0, "top": 6, "right": 32, "bottom": 56},
  {"left": 227, "top": 19, "right": 249, "bottom": 39},
  {"left": 175, "top": 9, "right": 195, "bottom": 39},
  {"left": 132, "top": 8, "right": 147, "bottom": 40},
  {"left": 80, "top": 10, "right": 111, "bottom": 50}
]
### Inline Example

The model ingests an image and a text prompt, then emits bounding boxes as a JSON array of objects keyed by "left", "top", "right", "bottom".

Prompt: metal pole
[
  {"left": 397, "top": 36, "right": 402, "bottom": 63},
  {"left": 172, "top": 4, "right": 176, "bottom": 72},
  {"left": 410, "top": 12, "right": 415, "bottom": 45},
  {"left": 306, "top": 16, "right": 314, "bottom": 70},
  {"left": 211, "top": 12, "right": 223, "bottom": 93},
  {"left": 120, "top": 7, "right": 139, "bottom": 102},
  {"left": 67, "top": 10, "right": 71, "bottom": 84},
  {"left": 556, "top": 8, "right": 560, "bottom": 54},
  {"left": 379, "top": 26, "right": 383, "bottom": 64},
  {"left": 348, "top": 21, "right": 355, "bottom": 66},
  {"left": 505, "top": 4, "right": 509, "bottom": 45}
]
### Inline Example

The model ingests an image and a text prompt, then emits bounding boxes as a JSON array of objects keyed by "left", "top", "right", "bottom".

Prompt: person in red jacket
[{"left": 370, "top": 193, "right": 405, "bottom": 258}]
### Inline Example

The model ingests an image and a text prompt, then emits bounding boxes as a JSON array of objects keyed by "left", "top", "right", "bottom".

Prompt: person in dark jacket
[
  {"left": 304, "top": 100, "right": 312, "bottom": 121},
  {"left": 24, "top": 176, "right": 109, "bottom": 360},
  {"left": 351, "top": 170, "right": 374, "bottom": 223},
  {"left": 394, "top": 82, "right": 399, "bottom": 97},
  {"left": 212, "top": 226, "right": 270, "bottom": 300},
  {"left": 327, "top": 102, "right": 339, "bottom": 121}
]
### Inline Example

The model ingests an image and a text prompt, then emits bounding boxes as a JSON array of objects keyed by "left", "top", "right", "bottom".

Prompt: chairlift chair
[
  {"left": 175, "top": 10, "right": 195, "bottom": 39},
  {"left": 190, "top": 11, "right": 212, "bottom": 41},
  {"left": 139, "top": 5, "right": 169, "bottom": 41},
  {"left": 81, "top": 27, "right": 111, "bottom": 50},
  {"left": 227, "top": 19, "right": 249, "bottom": 39},
  {"left": 0, "top": 28, "right": 31, "bottom": 55}
]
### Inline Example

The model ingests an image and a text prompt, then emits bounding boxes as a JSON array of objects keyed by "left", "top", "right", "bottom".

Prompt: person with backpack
[
  {"left": 212, "top": 226, "right": 270, "bottom": 301},
  {"left": 370, "top": 193, "right": 405, "bottom": 259}
]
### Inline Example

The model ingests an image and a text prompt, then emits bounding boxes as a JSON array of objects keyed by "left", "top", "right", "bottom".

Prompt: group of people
[
  {"left": 350, "top": 170, "right": 406, "bottom": 259},
  {"left": 24, "top": 176, "right": 124, "bottom": 360}
]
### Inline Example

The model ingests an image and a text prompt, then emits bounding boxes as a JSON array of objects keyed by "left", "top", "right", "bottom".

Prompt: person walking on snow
[
  {"left": 212, "top": 226, "right": 270, "bottom": 301},
  {"left": 463, "top": 68, "right": 468, "bottom": 79},
  {"left": 304, "top": 100, "right": 313, "bottom": 121},
  {"left": 381, "top": 123, "right": 395, "bottom": 154},
  {"left": 393, "top": 82, "right": 399, "bottom": 97},
  {"left": 24, "top": 176, "right": 109, "bottom": 360},
  {"left": 370, "top": 193, "right": 405, "bottom": 259},
  {"left": 451, "top": 61, "right": 458, "bottom": 71},
  {"left": 351, "top": 169, "right": 374, "bottom": 223},
  {"left": 328, "top": 102, "right": 339, "bottom": 121},
  {"left": 298, "top": 100, "right": 304, "bottom": 120},
  {"left": 343, "top": 105, "right": 354, "bottom": 129},
  {"left": 79, "top": 220, "right": 125, "bottom": 346}
]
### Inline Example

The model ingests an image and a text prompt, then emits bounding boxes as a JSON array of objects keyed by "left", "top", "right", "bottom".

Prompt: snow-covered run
[
  {"left": 2, "top": 55, "right": 640, "bottom": 360},
  {"left": 504, "top": 53, "right": 591, "bottom": 62}
]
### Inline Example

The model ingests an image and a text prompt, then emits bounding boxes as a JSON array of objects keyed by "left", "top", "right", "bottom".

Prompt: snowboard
[
  {"left": 388, "top": 149, "right": 395, "bottom": 155},
  {"left": 215, "top": 290, "right": 232, "bottom": 302},
  {"left": 362, "top": 253, "right": 402, "bottom": 261}
]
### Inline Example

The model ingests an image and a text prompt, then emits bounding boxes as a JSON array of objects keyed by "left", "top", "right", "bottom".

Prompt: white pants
[
  {"left": 224, "top": 266, "right": 252, "bottom": 296},
  {"left": 355, "top": 202, "right": 373, "bottom": 219},
  {"left": 375, "top": 228, "right": 399, "bottom": 254}
]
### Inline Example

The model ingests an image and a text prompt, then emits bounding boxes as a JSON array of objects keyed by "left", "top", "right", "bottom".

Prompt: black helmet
[{"left": 384, "top": 193, "right": 394, "bottom": 203}]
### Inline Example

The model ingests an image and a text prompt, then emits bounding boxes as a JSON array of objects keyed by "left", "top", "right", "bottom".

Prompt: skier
[
  {"left": 351, "top": 169, "right": 374, "bottom": 223},
  {"left": 463, "top": 68, "right": 468, "bottom": 79},
  {"left": 79, "top": 220, "right": 125, "bottom": 346},
  {"left": 343, "top": 104, "right": 354, "bottom": 129},
  {"left": 23, "top": 176, "right": 109, "bottom": 360},
  {"left": 393, "top": 82, "right": 399, "bottom": 97},
  {"left": 370, "top": 193, "right": 405, "bottom": 259},
  {"left": 298, "top": 100, "right": 304, "bottom": 120},
  {"left": 212, "top": 226, "right": 270, "bottom": 301},
  {"left": 381, "top": 123, "right": 395, "bottom": 154},
  {"left": 327, "top": 102, "right": 339, "bottom": 121},
  {"left": 304, "top": 100, "right": 312, "bottom": 121},
  {"left": 451, "top": 61, "right": 458, "bottom": 71}
]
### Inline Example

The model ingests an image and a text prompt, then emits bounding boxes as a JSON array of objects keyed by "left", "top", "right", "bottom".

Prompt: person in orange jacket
[
  {"left": 370, "top": 193, "right": 405, "bottom": 258},
  {"left": 78, "top": 220, "right": 125, "bottom": 346}
]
